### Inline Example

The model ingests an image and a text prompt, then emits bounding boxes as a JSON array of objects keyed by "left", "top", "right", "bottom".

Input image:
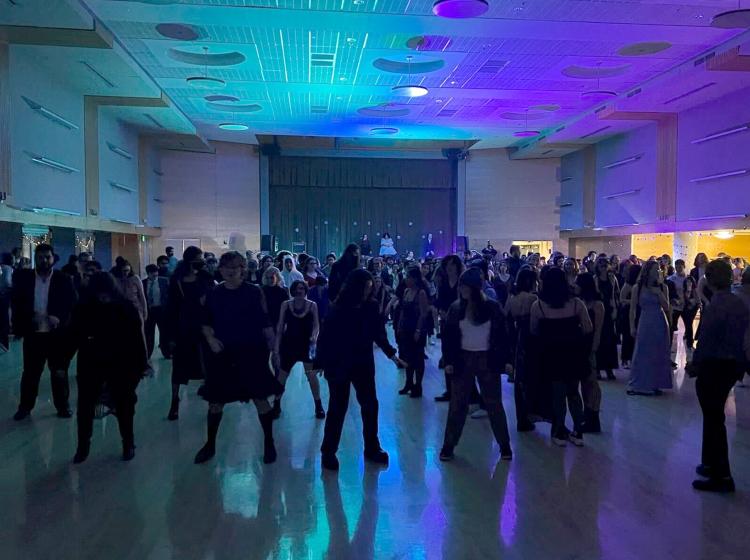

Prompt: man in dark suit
[
  {"left": 143, "top": 264, "right": 170, "bottom": 361},
  {"left": 12, "top": 243, "right": 77, "bottom": 420}
]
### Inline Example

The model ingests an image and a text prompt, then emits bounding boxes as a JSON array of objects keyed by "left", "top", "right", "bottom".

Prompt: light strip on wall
[
  {"left": 689, "top": 169, "right": 749, "bottom": 183},
  {"left": 32, "top": 207, "right": 81, "bottom": 217},
  {"left": 28, "top": 154, "right": 79, "bottom": 174},
  {"left": 106, "top": 142, "right": 133, "bottom": 160},
  {"left": 691, "top": 124, "right": 749, "bottom": 144},
  {"left": 603, "top": 222, "right": 640, "bottom": 228},
  {"left": 689, "top": 213, "right": 748, "bottom": 221},
  {"left": 79, "top": 61, "right": 115, "bottom": 88},
  {"left": 603, "top": 155, "right": 642, "bottom": 170},
  {"left": 21, "top": 96, "right": 79, "bottom": 130},
  {"left": 109, "top": 181, "right": 136, "bottom": 193},
  {"left": 604, "top": 188, "right": 641, "bottom": 200}
]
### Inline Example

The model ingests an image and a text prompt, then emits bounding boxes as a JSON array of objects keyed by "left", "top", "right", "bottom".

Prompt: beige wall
[
  {"left": 157, "top": 141, "right": 260, "bottom": 258},
  {"left": 464, "top": 148, "right": 561, "bottom": 253}
]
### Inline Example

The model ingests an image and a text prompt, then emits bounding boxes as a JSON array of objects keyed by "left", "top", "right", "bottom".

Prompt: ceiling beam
[{"left": 0, "top": 21, "right": 112, "bottom": 48}]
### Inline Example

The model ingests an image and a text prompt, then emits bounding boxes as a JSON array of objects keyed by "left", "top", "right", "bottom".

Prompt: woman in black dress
[
  {"left": 272, "top": 280, "right": 324, "bottom": 419},
  {"left": 314, "top": 269, "right": 407, "bottom": 471},
  {"left": 434, "top": 254, "right": 465, "bottom": 401},
  {"left": 194, "top": 252, "right": 281, "bottom": 464},
  {"left": 261, "top": 266, "right": 290, "bottom": 333},
  {"left": 246, "top": 258, "right": 262, "bottom": 285},
  {"left": 530, "top": 268, "right": 592, "bottom": 447},
  {"left": 71, "top": 272, "right": 147, "bottom": 463},
  {"left": 593, "top": 256, "right": 620, "bottom": 380},
  {"left": 395, "top": 266, "right": 431, "bottom": 398},
  {"left": 166, "top": 246, "right": 215, "bottom": 420}
]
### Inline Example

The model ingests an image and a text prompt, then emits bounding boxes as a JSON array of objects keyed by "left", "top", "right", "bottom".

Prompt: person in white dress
[{"left": 379, "top": 233, "right": 397, "bottom": 258}]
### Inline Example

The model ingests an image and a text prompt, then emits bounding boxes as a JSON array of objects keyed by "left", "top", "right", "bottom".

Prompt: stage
[{"left": 0, "top": 331, "right": 748, "bottom": 559}]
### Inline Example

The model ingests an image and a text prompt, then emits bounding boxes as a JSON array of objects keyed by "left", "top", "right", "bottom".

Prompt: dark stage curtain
[{"left": 269, "top": 157, "right": 456, "bottom": 260}]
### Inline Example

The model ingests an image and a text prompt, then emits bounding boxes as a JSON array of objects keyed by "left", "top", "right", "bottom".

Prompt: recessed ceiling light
[
  {"left": 218, "top": 123, "right": 249, "bottom": 131},
  {"left": 186, "top": 76, "right": 226, "bottom": 89},
  {"left": 392, "top": 84, "right": 429, "bottom": 97},
  {"left": 346, "top": 37, "right": 357, "bottom": 46},
  {"left": 432, "top": 0, "right": 489, "bottom": 19},
  {"left": 436, "top": 99, "right": 443, "bottom": 103},
  {"left": 711, "top": 9, "right": 750, "bottom": 28},
  {"left": 353, "top": 0, "right": 365, "bottom": 4},
  {"left": 339, "top": 76, "right": 347, "bottom": 81},
  {"left": 370, "top": 127, "right": 398, "bottom": 135}
]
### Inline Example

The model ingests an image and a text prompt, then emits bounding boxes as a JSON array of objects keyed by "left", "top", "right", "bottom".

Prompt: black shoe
[
  {"left": 322, "top": 453, "right": 339, "bottom": 471},
  {"left": 194, "top": 443, "right": 216, "bottom": 464},
  {"left": 500, "top": 444, "right": 513, "bottom": 461},
  {"left": 271, "top": 399, "right": 281, "bottom": 420},
  {"left": 57, "top": 408, "right": 73, "bottom": 419},
  {"left": 695, "top": 464, "right": 713, "bottom": 478},
  {"left": 122, "top": 444, "right": 136, "bottom": 462},
  {"left": 398, "top": 384, "right": 413, "bottom": 395},
  {"left": 517, "top": 420, "right": 535, "bottom": 432},
  {"left": 434, "top": 392, "right": 450, "bottom": 402},
  {"left": 73, "top": 443, "right": 90, "bottom": 464},
  {"left": 581, "top": 409, "right": 601, "bottom": 433},
  {"left": 315, "top": 400, "right": 326, "bottom": 419},
  {"left": 409, "top": 385, "right": 423, "bottom": 399},
  {"left": 692, "top": 477, "right": 735, "bottom": 493},
  {"left": 263, "top": 439, "right": 277, "bottom": 464},
  {"left": 364, "top": 448, "right": 389, "bottom": 465},
  {"left": 13, "top": 409, "right": 30, "bottom": 421},
  {"left": 439, "top": 447, "right": 454, "bottom": 461},
  {"left": 167, "top": 398, "right": 179, "bottom": 421}
]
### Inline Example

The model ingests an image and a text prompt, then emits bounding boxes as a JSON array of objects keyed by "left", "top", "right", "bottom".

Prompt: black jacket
[
  {"left": 327, "top": 260, "right": 357, "bottom": 302},
  {"left": 315, "top": 300, "right": 397, "bottom": 380},
  {"left": 442, "top": 298, "right": 509, "bottom": 375},
  {"left": 11, "top": 269, "right": 77, "bottom": 337},
  {"left": 142, "top": 276, "right": 170, "bottom": 308}
]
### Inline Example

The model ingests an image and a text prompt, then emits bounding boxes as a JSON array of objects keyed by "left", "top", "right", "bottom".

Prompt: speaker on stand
[{"left": 261, "top": 234, "right": 276, "bottom": 253}]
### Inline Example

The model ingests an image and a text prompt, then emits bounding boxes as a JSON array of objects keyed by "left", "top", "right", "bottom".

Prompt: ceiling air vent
[
  {"left": 310, "top": 105, "right": 328, "bottom": 114},
  {"left": 437, "top": 109, "right": 458, "bottom": 117},
  {"left": 477, "top": 59, "right": 509, "bottom": 74},
  {"left": 310, "top": 53, "right": 335, "bottom": 67},
  {"left": 626, "top": 88, "right": 642, "bottom": 98}
]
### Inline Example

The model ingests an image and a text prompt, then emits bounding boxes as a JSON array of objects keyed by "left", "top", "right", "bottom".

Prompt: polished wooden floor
[{"left": 1, "top": 330, "right": 749, "bottom": 560}]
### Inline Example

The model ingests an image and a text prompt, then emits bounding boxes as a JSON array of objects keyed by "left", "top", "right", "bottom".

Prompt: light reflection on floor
[{"left": 0, "top": 327, "right": 749, "bottom": 559}]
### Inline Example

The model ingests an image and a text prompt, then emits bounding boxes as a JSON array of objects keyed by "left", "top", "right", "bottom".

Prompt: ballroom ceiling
[{"left": 6, "top": 0, "right": 750, "bottom": 149}]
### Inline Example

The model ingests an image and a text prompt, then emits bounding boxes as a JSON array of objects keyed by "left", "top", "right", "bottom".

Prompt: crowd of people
[{"left": 2, "top": 240, "right": 748, "bottom": 493}]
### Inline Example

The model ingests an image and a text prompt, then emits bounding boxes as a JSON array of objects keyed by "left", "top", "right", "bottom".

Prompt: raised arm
[
  {"left": 310, "top": 301, "right": 320, "bottom": 341},
  {"left": 274, "top": 300, "right": 288, "bottom": 354}
]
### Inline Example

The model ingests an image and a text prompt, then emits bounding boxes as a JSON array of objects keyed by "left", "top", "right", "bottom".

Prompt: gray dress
[{"left": 628, "top": 289, "right": 673, "bottom": 392}]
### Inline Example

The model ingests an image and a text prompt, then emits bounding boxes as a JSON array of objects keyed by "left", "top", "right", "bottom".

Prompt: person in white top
[
  {"left": 280, "top": 255, "right": 304, "bottom": 288},
  {"left": 379, "top": 232, "right": 397, "bottom": 257}
]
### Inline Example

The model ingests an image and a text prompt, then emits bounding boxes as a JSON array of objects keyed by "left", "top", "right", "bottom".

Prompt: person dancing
[
  {"left": 71, "top": 272, "right": 147, "bottom": 463},
  {"left": 194, "top": 252, "right": 281, "bottom": 464},
  {"left": 395, "top": 267, "right": 431, "bottom": 398},
  {"left": 315, "top": 269, "right": 406, "bottom": 471},
  {"left": 272, "top": 280, "right": 324, "bottom": 419},
  {"left": 440, "top": 268, "right": 512, "bottom": 462}
]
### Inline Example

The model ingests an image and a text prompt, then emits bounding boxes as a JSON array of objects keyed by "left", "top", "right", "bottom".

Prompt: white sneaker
[
  {"left": 471, "top": 408, "right": 488, "bottom": 419},
  {"left": 468, "top": 403, "right": 480, "bottom": 414}
]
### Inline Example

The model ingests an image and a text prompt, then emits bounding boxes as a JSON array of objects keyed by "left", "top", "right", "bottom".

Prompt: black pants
[
  {"left": 0, "top": 292, "right": 10, "bottom": 349},
  {"left": 552, "top": 378, "right": 584, "bottom": 436},
  {"left": 696, "top": 361, "right": 739, "bottom": 478},
  {"left": 19, "top": 332, "right": 71, "bottom": 412},
  {"left": 321, "top": 371, "right": 380, "bottom": 456},
  {"left": 77, "top": 373, "right": 139, "bottom": 447},
  {"left": 680, "top": 307, "right": 698, "bottom": 346},
  {"left": 144, "top": 306, "right": 167, "bottom": 359}
]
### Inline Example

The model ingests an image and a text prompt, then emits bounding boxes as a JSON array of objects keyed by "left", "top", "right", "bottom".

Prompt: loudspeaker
[
  {"left": 261, "top": 234, "right": 276, "bottom": 253},
  {"left": 292, "top": 242, "right": 306, "bottom": 253},
  {"left": 454, "top": 235, "right": 468, "bottom": 253}
]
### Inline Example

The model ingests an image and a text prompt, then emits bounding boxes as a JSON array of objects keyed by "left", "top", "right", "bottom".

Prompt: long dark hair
[
  {"left": 637, "top": 260, "right": 661, "bottom": 290},
  {"left": 87, "top": 271, "right": 126, "bottom": 303},
  {"left": 340, "top": 243, "right": 360, "bottom": 270},
  {"left": 515, "top": 268, "right": 538, "bottom": 294},
  {"left": 405, "top": 265, "right": 426, "bottom": 292},
  {"left": 440, "top": 254, "right": 465, "bottom": 278},
  {"left": 539, "top": 267, "right": 571, "bottom": 308},
  {"left": 335, "top": 268, "right": 374, "bottom": 308},
  {"left": 174, "top": 245, "right": 203, "bottom": 279},
  {"left": 626, "top": 264, "right": 642, "bottom": 286},
  {"left": 575, "top": 272, "right": 601, "bottom": 303},
  {"left": 458, "top": 267, "right": 491, "bottom": 324}
]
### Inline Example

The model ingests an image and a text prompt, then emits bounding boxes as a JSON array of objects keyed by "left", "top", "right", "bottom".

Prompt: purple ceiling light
[
  {"left": 432, "top": 0, "right": 489, "bottom": 19},
  {"left": 711, "top": 8, "right": 750, "bottom": 28},
  {"left": 370, "top": 127, "right": 399, "bottom": 135},
  {"left": 514, "top": 109, "right": 541, "bottom": 138}
]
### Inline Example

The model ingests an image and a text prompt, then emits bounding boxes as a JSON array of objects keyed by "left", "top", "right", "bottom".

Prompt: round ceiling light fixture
[
  {"left": 711, "top": 7, "right": 750, "bottom": 28},
  {"left": 156, "top": 23, "right": 202, "bottom": 41},
  {"left": 218, "top": 123, "right": 249, "bottom": 131},
  {"left": 432, "top": 0, "right": 489, "bottom": 19},
  {"left": 580, "top": 62, "right": 618, "bottom": 101},
  {"left": 370, "top": 127, "right": 399, "bottom": 135},
  {"left": 185, "top": 47, "right": 226, "bottom": 89},
  {"left": 391, "top": 56, "right": 429, "bottom": 97}
]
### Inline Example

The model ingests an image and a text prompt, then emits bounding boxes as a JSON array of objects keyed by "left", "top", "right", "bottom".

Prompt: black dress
[
  {"left": 595, "top": 276, "right": 620, "bottom": 371},
  {"left": 262, "top": 284, "right": 290, "bottom": 332},
  {"left": 200, "top": 283, "right": 282, "bottom": 404},
  {"left": 396, "top": 290, "right": 427, "bottom": 368},
  {"left": 279, "top": 303, "right": 315, "bottom": 372},
  {"left": 168, "top": 274, "right": 214, "bottom": 386}
]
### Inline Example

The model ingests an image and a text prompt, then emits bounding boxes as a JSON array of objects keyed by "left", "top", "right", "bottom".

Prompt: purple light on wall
[{"left": 432, "top": 0, "right": 489, "bottom": 19}]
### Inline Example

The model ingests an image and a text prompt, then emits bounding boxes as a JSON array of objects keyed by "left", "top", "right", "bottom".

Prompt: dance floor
[{"left": 1, "top": 332, "right": 749, "bottom": 560}]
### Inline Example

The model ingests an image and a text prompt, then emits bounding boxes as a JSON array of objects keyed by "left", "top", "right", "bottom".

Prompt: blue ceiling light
[
  {"left": 391, "top": 56, "right": 429, "bottom": 97},
  {"left": 433, "top": 0, "right": 489, "bottom": 19},
  {"left": 218, "top": 123, "right": 249, "bottom": 131},
  {"left": 186, "top": 47, "right": 226, "bottom": 89}
]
